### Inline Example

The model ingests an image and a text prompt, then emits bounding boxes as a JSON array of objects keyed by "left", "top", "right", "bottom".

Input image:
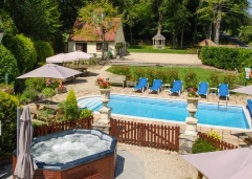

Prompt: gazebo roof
[{"left": 152, "top": 33, "right": 166, "bottom": 40}]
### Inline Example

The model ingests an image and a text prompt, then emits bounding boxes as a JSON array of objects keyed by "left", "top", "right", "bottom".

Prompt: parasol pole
[{"left": 16, "top": 107, "right": 21, "bottom": 156}]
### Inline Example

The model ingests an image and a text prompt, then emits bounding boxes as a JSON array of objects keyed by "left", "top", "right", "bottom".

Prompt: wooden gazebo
[{"left": 152, "top": 32, "right": 166, "bottom": 49}]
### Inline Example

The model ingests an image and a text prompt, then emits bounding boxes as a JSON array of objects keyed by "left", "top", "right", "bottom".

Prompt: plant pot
[
  {"left": 186, "top": 96, "right": 200, "bottom": 117},
  {"left": 100, "top": 89, "right": 111, "bottom": 107}
]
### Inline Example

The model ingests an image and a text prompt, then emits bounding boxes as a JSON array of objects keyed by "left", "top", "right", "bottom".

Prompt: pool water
[{"left": 78, "top": 94, "right": 250, "bottom": 129}]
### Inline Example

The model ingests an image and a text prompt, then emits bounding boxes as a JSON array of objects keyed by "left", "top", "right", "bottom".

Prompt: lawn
[
  {"left": 128, "top": 45, "right": 198, "bottom": 54},
  {"left": 107, "top": 66, "right": 224, "bottom": 83}
]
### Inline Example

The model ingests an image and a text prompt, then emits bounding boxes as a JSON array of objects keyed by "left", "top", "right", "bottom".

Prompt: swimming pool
[{"left": 78, "top": 94, "right": 251, "bottom": 130}]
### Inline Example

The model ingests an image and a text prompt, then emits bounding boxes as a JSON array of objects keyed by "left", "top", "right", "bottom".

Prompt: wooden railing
[
  {"left": 33, "top": 117, "right": 93, "bottom": 137},
  {"left": 110, "top": 118, "right": 180, "bottom": 151},
  {"left": 198, "top": 132, "right": 238, "bottom": 150}
]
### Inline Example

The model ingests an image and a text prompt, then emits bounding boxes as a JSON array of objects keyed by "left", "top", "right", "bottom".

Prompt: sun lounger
[
  {"left": 218, "top": 83, "right": 229, "bottom": 100},
  {"left": 247, "top": 99, "right": 252, "bottom": 116},
  {"left": 169, "top": 80, "right": 183, "bottom": 96},
  {"left": 132, "top": 77, "right": 148, "bottom": 93},
  {"left": 149, "top": 79, "right": 163, "bottom": 93},
  {"left": 198, "top": 82, "right": 209, "bottom": 97}
]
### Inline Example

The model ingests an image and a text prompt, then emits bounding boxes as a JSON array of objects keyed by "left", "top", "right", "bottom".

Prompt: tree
[
  {"left": 57, "top": 0, "right": 87, "bottom": 32},
  {"left": 18, "top": 0, "right": 61, "bottom": 41},
  {"left": 197, "top": 0, "right": 249, "bottom": 44},
  {"left": 8, "top": 34, "right": 37, "bottom": 74},
  {"left": 239, "top": 26, "right": 252, "bottom": 42},
  {"left": 63, "top": 89, "right": 79, "bottom": 120},
  {"left": 78, "top": 0, "right": 118, "bottom": 61},
  {"left": 0, "top": 9, "right": 18, "bottom": 36}
]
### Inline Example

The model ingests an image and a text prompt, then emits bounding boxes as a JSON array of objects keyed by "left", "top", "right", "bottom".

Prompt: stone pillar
[
  {"left": 179, "top": 134, "right": 198, "bottom": 154},
  {"left": 92, "top": 89, "right": 111, "bottom": 134}
]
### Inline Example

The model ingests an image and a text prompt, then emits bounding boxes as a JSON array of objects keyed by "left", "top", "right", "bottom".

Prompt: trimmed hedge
[{"left": 200, "top": 46, "right": 252, "bottom": 71}]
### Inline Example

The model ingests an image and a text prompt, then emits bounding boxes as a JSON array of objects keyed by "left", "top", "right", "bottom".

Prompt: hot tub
[{"left": 13, "top": 129, "right": 117, "bottom": 179}]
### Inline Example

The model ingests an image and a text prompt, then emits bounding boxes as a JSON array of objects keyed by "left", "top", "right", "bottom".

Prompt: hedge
[{"left": 200, "top": 46, "right": 252, "bottom": 71}]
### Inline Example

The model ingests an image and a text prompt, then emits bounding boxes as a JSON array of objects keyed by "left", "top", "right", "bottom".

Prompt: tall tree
[
  {"left": 197, "top": 0, "right": 249, "bottom": 44},
  {"left": 122, "top": 0, "right": 153, "bottom": 43},
  {"left": 18, "top": 0, "right": 61, "bottom": 41},
  {"left": 78, "top": 0, "right": 118, "bottom": 61},
  {"left": 57, "top": 0, "right": 87, "bottom": 32}
]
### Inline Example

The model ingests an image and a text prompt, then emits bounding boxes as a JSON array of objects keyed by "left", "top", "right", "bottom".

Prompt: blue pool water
[{"left": 78, "top": 94, "right": 250, "bottom": 129}]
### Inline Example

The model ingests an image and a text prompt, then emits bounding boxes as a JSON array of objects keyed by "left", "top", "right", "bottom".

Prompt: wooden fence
[
  {"left": 110, "top": 118, "right": 180, "bottom": 151},
  {"left": 198, "top": 132, "right": 238, "bottom": 150},
  {"left": 33, "top": 117, "right": 93, "bottom": 137}
]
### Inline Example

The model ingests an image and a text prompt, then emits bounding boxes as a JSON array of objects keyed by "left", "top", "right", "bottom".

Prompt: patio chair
[
  {"left": 198, "top": 82, "right": 209, "bottom": 97},
  {"left": 149, "top": 79, "right": 163, "bottom": 94},
  {"left": 169, "top": 80, "right": 183, "bottom": 96},
  {"left": 218, "top": 83, "right": 229, "bottom": 100},
  {"left": 132, "top": 77, "right": 148, "bottom": 93}
]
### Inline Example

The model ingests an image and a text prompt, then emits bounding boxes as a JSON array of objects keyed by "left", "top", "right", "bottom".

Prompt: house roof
[{"left": 69, "top": 18, "right": 121, "bottom": 42}]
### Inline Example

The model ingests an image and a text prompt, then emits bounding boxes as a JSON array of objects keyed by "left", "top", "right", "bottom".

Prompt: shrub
[
  {"left": 79, "top": 109, "right": 93, "bottom": 118},
  {"left": 184, "top": 72, "right": 198, "bottom": 89},
  {"left": 223, "top": 73, "right": 236, "bottom": 89},
  {"left": 208, "top": 73, "right": 220, "bottom": 88},
  {"left": 45, "top": 78, "right": 59, "bottom": 89},
  {"left": 63, "top": 89, "right": 79, "bottom": 120},
  {"left": 0, "top": 45, "right": 19, "bottom": 84},
  {"left": 192, "top": 138, "right": 218, "bottom": 154},
  {"left": 32, "top": 119, "right": 47, "bottom": 126},
  {"left": 42, "top": 87, "right": 56, "bottom": 98},
  {"left": 20, "top": 88, "right": 39, "bottom": 104},
  {"left": 25, "top": 78, "right": 46, "bottom": 92},
  {"left": 206, "top": 130, "right": 221, "bottom": 140},
  {"left": 0, "top": 91, "right": 19, "bottom": 157},
  {"left": 167, "top": 70, "right": 179, "bottom": 85}
]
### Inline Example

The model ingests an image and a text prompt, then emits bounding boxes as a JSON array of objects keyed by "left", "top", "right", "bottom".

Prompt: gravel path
[{"left": 116, "top": 143, "right": 198, "bottom": 179}]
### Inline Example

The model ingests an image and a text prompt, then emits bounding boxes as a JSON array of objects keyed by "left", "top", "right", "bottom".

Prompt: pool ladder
[{"left": 218, "top": 100, "right": 228, "bottom": 111}]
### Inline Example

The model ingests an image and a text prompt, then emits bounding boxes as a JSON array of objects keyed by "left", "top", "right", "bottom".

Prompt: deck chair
[
  {"left": 149, "top": 79, "right": 163, "bottom": 94},
  {"left": 169, "top": 80, "right": 183, "bottom": 96},
  {"left": 132, "top": 77, "right": 148, "bottom": 93},
  {"left": 198, "top": 82, "right": 209, "bottom": 97},
  {"left": 218, "top": 83, "right": 229, "bottom": 100}
]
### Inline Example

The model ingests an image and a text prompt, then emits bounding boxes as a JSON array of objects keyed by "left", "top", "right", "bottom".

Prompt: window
[
  {"left": 96, "top": 43, "right": 108, "bottom": 51},
  {"left": 76, "top": 43, "right": 87, "bottom": 52}
]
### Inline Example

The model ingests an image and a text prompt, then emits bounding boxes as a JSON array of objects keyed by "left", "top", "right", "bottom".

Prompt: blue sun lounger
[
  {"left": 198, "top": 82, "right": 209, "bottom": 97},
  {"left": 247, "top": 99, "right": 252, "bottom": 116},
  {"left": 149, "top": 79, "right": 163, "bottom": 93},
  {"left": 132, "top": 77, "right": 148, "bottom": 93},
  {"left": 218, "top": 83, "right": 229, "bottom": 100},
  {"left": 169, "top": 80, "right": 183, "bottom": 96}
]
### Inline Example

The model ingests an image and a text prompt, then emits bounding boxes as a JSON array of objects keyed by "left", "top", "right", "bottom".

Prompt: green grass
[
  {"left": 108, "top": 66, "right": 224, "bottom": 82},
  {"left": 128, "top": 45, "right": 198, "bottom": 54},
  {"left": 160, "top": 67, "right": 223, "bottom": 82}
]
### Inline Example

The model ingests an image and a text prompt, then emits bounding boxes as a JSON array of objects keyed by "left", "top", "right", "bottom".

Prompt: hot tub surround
[{"left": 13, "top": 129, "right": 117, "bottom": 179}]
